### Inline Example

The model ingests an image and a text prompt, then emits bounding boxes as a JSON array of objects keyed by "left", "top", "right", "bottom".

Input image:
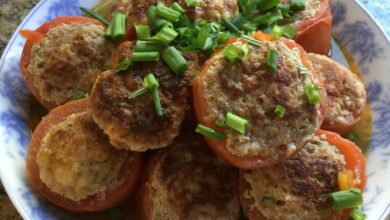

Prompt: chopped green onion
[
  {"left": 80, "top": 7, "right": 110, "bottom": 26},
  {"left": 176, "top": 15, "right": 190, "bottom": 27},
  {"left": 134, "top": 40, "right": 164, "bottom": 52},
  {"left": 346, "top": 131, "right": 360, "bottom": 144},
  {"left": 298, "top": 64, "right": 309, "bottom": 75},
  {"left": 231, "top": 14, "right": 245, "bottom": 29},
  {"left": 226, "top": 112, "right": 248, "bottom": 134},
  {"left": 290, "top": 0, "right": 306, "bottom": 11},
  {"left": 329, "top": 188, "right": 363, "bottom": 210},
  {"left": 281, "top": 25, "right": 297, "bottom": 39},
  {"left": 241, "top": 44, "right": 249, "bottom": 61},
  {"left": 274, "top": 104, "right": 286, "bottom": 118},
  {"left": 147, "top": 6, "right": 168, "bottom": 29},
  {"left": 195, "top": 124, "right": 225, "bottom": 140},
  {"left": 151, "top": 87, "right": 163, "bottom": 116},
  {"left": 170, "top": 2, "right": 185, "bottom": 14},
  {"left": 242, "top": 22, "right": 257, "bottom": 33},
  {"left": 132, "top": 52, "right": 160, "bottom": 62},
  {"left": 144, "top": 73, "right": 159, "bottom": 89},
  {"left": 72, "top": 91, "right": 89, "bottom": 100},
  {"left": 104, "top": 22, "right": 113, "bottom": 40},
  {"left": 184, "top": 0, "right": 200, "bottom": 7},
  {"left": 135, "top": 25, "right": 151, "bottom": 40},
  {"left": 266, "top": 49, "right": 279, "bottom": 73},
  {"left": 90, "top": 0, "right": 117, "bottom": 18},
  {"left": 257, "top": 0, "right": 279, "bottom": 13},
  {"left": 128, "top": 86, "right": 148, "bottom": 99},
  {"left": 242, "top": 35, "right": 263, "bottom": 46},
  {"left": 215, "top": 120, "right": 228, "bottom": 129},
  {"left": 240, "top": 0, "right": 257, "bottom": 18},
  {"left": 277, "top": 3, "right": 292, "bottom": 17},
  {"left": 350, "top": 206, "right": 366, "bottom": 220},
  {"left": 116, "top": 58, "right": 132, "bottom": 72},
  {"left": 223, "top": 44, "right": 241, "bottom": 63},
  {"left": 156, "top": 3, "right": 181, "bottom": 22},
  {"left": 222, "top": 18, "right": 241, "bottom": 34},
  {"left": 196, "top": 25, "right": 212, "bottom": 50},
  {"left": 304, "top": 85, "right": 321, "bottom": 104},
  {"left": 161, "top": 46, "right": 188, "bottom": 75},
  {"left": 266, "top": 9, "right": 283, "bottom": 27},
  {"left": 252, "top": 11, "right": 272, "bottom": 27},
  {"left": 153, "top": 26, "right": 178, "bottom": 44},
  {"left": 191, "top": 70, "right": 200, "bottom": 81},
  {"left": 112, "top": 12, "right": 126, "bottom": 41},
  {"left": 271, "top": 25, "right": 284, "bottom": 38}
]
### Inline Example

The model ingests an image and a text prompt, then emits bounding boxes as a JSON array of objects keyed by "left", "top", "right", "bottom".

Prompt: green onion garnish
[
  {"left": 128, "top": 86, "right": 148, "bottom": 99},
  {"left": 277, "top": 3, "right": 292, "bottom": 17},
  {"left": 242, "top": 22, "right": 257, "bottom": 33},
  {"left": 112, "top": 12, "right": 126, "bottom": 41},
  {"left": 271, "top": 25, "right": 284, "bottom": 38},
  {"left": 215, "top": 120, "right": 228, "bottom": 129},
  {"left": 144, "top": 73, "right": 159, "bottom": 89},
  {"left": 184, "top": 0, "right": 200, "bottom": 7},
  {"left": 153, "top": 26, "right": 178, "bottom": 44},
  {"left": 196, "top": 25, "right": 212, "bottom": 50},
  {"left": 195, "top": 124, "right": 225, "bottom": 140},
  {"left": 281, "top": 25, "right": 297, "bottom": 39},
  {"left": 151, "top": 86, "right": 163, "bottom": 116},
  {"left": 161, "top": 46, "right": 188, "bottom": 75},
  {"left": 223, "top": 44, "right": 241, "bottom": 63},
  {"left": 222, "top": 18, "right": 241, "bottom": 34},
  {"left": 134, "top": 40, "right": 164, "bottom": 52},
  {"left": 226, "top": 112, "right": 248, "bottom": 134},
  {"left": 116, "top": 58, "right": 132, "bottom": 72},
  {"left": 241, "top": 44, "right": 249, "bottom": 61},
  {"left": 350, "top": 206, "right": 366, "bottom": 220},
  {"left": 72, "top": 91, "right": 89, "bottom": 100},
  {"left": 104, "top": 22, "right": 113, "bottom": 40},
  {"left": 304, "top": 85, "right": 321, "bottom": 105},
  {"left": 266, "top": 49, "right": 279, "bottom": 73},
  {"left": 80, "top": 7, "right": 110, "bottom": 26},
  {"left": 156, "top": 3, "right": 182, "bottom": 22},
  {"left": 266, "top": 9, "right": 283, "bottom": 27},
  {"left": 242, "top": 35, "right": 263, "bottom": 46},
  {"left": 147, "top": 6, "right": 168, "bottom": 29},
  {"left": 346, "top": 131, "right": 360, "bottom": 144},
  {"left": 257, "top": 0, "right": 279, "bottom": 13},
  {"left": 170, "top": 2, "right": 185, "bottom": 14},
  {"left": 329, "top": 188, "right": 363, "bottom": 210},
  {"left": 132, "top": 52, "right": 160, "bottom": 62},
  {"left": 252, "top": 11, "right": 272, "bottom": 26},
  {"left": 135, "top": 25, "right": 151, "bottom": 40},
  {"left": 290, "top": 0, "right": 306, "bottom": 11},
  {"left": 298, "top": 64, "right": 309, "bottom": 75},
  {"left": 274, "top": 104, "right": 286, "bottom": 118}
]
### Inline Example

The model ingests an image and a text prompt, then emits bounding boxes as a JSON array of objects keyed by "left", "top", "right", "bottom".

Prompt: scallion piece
[
  {"left": 132, "top": 52, "right": 160, "bottom": 62},
  {"left": 242, "top": 22, "right": 257, "bottom": 33},
  {"left": 184, "top": 0, "right": 200, "bottom": 7},
  {"left": 112, "top": 12, "right": 126, "bottom": 41},
  {"left": 144, "top": 73, "right": 159, "bottom": 89},
  {"left": 153, "top": 26, "right": 178, "bottom": 44},
  {"left": 243, "top": 35, "right": 263, "bottom": 46},
  {"left": 135, "top": 41, "right": 164, "bottom": 52},
  {"left": 350, "top": 206, "right": 366, "bottom": 220},
  {"left": 128, "top": 86, "right": 148, "bottom": 99},
  {"left": 116, "top": 58, "right": 132, "bottom": 72},
  {"left": 277, "top": 3, "right": 292, "bottom": 17},
  {"left": 161, "top": 46, "right": 188, "bottom": 75},
  {"left": 147, "top": 6, "right": 168, "bottom": 29},
  {"left": 196, "top": 25, "right": 212, "bottom": 50},
  {"left": 304, "top": 85, "right": 321, "bottom": 104},
  {"left": 281, "top": 25, "right": 297, "bottom": 39},
  {"left": 80, "top": 7, "right": 110, "bottom": 26},
  {"left": 241, "top": 44, "right": 249, "bottom": 61},
  {"left": 290, "top": 0, "right": 306, "bottom": 11},
  {"left": 298, "top": 64, "right": 309, "bottom": 75},
  {"left": 226, "top": 112, "right": 248, "bottom": 134},
  {"left": 170, "top": 2, "right": 185, "bottom": 14},
  {"left": 156, "top": 3, "right": 181, "bottom": 22},
  {"left": 135, "top": 25, "right": 151, "bottom": 40},
  {"left": 72, "top": 91, "right": 89, "bottom": 100},
  {"left": 329, "top": 188, "right": 363, "bottom": 210},
  {"left": 252, "top": 12, "right": 272, "bottom": 26},
  {"left": 266, "top": 9, "right": 283, "bottom": 27},
  {"left": 222, "top": 18, "right": 241, "bottom": 34},
  {"left": 104, "top": 22, "right": 113, "bottom": 40},
  {"left": 257, "top": 0, "right": 279, "bottom": 13},
  {"left": 231, "top": 14, "right": 245, "bottom": 29},
  {"left": 266, "top": 49, "right": 279, "bottom": 73},
  {"left": 272, "top": 25, "right": 284, "bottom": 38},
  {"left": 195, "top": 124, "right": 225, "bottom": 140},
  {"left": 151, "top": 87, "right": 163, "bottom": 116},
  {"left": 223, "top": 44, "right": 241, "bottom": 63},
  {"left": 215, "top": 120, "right": 228, "bottom": 129},
  {"left": 275, "top": 104, "right": 286, "bottom": 118}
]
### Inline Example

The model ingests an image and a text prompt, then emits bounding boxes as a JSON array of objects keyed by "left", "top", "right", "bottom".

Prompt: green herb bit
[
  {"left": 170, "top": 2, "right": 185, "bottom": 13},
  {"left": 266, "top": 9, "right": 284, "bottom": 27},
  {"left": 252, "top": 11, "right": 272, "bottom": 27},
  {"left": 242, "top": 22, "right": 257, "bottom": 33},
  {"left": 72, "top": 91, "right": 89, "bottom": 100},
  {"left": 176, "top": 15, "right": 190, "bottom": 27},
  {"left": 277, "top": 3, "right": 292, "bottom": 17},
  {"left": 80, "top": 7, "right": 110, "bottom": 26},
  {"left": 258, "top": 0, "right": 280, "bottom": 13},
  {"left": 116, "top": 58, "right": 133, "bottom": 72},
  {"left": 90, "top": 0, "right": 117, "bottom": 18},
  {"left": 191, "top": 70, "right": 200, "bottom": 81},
  {"left": 128, "top": 86, "right": 148, "bottom": 99},
  {"left": 222, "top": 18, "right": 241, "bottom": 34},
  {"left": 298, "top": 64, "right": 309, "bottom": 75},
  {"left": 215, "top": 120, "right": 229, "bottom": 129},
  {"left": 195, "top": 124, "right": 225, "bottom": 140},
  {"left": 226, "top": 112, "right": 248, "bottom": 134},
  {"left": 271, "top": 25, "right": 284, "bottom": 38},
  {"left": 350, "top": 206, "right": 366, "bottom": 220},
  {"left": 184, "top": 0, "right": 200, "bottom": 7},
  {"left": 281, "top": 25, "right": 297, "bottom": 39},
  {"left": 329, "top": 188, "right": 363, "bottom": 210},
  {"left": 346, "top": 131, "right": 360, "bottom": 144},
  {"left": 274, "top": 104, "right": 286, "bottom": 118},
  {"left": 266, "top": 49, "right": 279, "bottom": 73},
  {"left": 132, "top": 52, "right": 160, "bottom": 62},
  {"left": 196, "top": 25, "right": 213, "bottom": 50},
  {"left": 134, "top": 40, "right": 164, "bottom": 52},
  {"left": 223, "top": 44, "right": 241, "bottom": 63},
  {"left": 135, "top": 25, "right": 151, "bottom": 40},
  {"left": 290, "top": 0, "right": 306, "bottom": 11},
  {"left": 112, "top": 12, "right": 126, "bottom": 41},
  {"left": 144, "top": 73, "right": 160, "bottom": 89},
  {"left": 156, "top": 3, "right": 181, "bottom": 22},
  {"left": 231, "top": 14, "right": 245, "bottom": 29},
  {"left": 242, "top": 35, "right": 263, "bottom": 46},
  {"left": 151, "top": 86, "right": 163, "bottom": 116},
  {"left": 241, "top": 44, "right": 249, "bottom": 61},
  {"left": 304, "top": 85, "right": 321, "bottom": 105},
  {"left": 161, "top": 46, "right": 188, "bottom": 75},
  {"left": 147, "top": 5, "right": 168, "bottom": 29},
  {"left": 153, "top": 26, "right": 179, "bottom": 44},
  {"left": 104, "top": 22, "right": 113, "bottom": 40}
]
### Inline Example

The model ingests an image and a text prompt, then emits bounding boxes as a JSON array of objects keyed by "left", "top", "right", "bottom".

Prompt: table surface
[{"left": 0, "top": 0, "right": 389, "bottom": 219}]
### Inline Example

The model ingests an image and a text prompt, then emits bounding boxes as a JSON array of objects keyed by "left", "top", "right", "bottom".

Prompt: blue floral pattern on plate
[{"left": 0, "top": 0, "right": 389, "bottom": 220}]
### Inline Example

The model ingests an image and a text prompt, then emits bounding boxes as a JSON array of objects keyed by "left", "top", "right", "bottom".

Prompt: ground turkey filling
[
  {"left": 200, "top": 39, "right": 321, "bottom": 158},
  {"left": 27, "top": 23, "right": 113, "bottom": 106},
  {"left": 36, "top": 112, "right": 127, "bottom": 202}
]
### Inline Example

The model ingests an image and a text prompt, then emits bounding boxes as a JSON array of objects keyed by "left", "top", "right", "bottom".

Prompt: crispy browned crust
[
  {"left": 90, "top": 42, "right": 199, "bottom": 151},
  {"left": 137, "top": 134, "right": 240, "bottom": 220}
]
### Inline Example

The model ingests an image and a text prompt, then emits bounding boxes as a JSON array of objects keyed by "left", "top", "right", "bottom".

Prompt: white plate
[{"left": 0, "top": 0, "right": 389, "bottom": 219}]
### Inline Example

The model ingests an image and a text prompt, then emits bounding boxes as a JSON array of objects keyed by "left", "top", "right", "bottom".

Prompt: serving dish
[{"left": 0, "top": 0, "right": 389, "bottom": 219}]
